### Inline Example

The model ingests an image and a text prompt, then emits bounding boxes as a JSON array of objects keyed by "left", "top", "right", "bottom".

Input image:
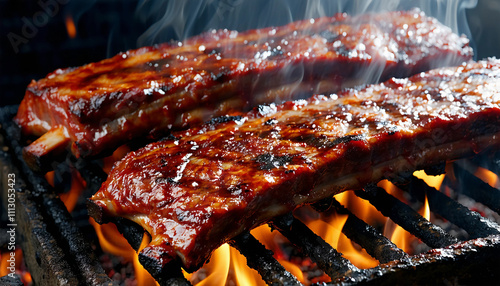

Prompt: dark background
[{"left": 1, "top": 0, "right": 499, "bottom": 107}]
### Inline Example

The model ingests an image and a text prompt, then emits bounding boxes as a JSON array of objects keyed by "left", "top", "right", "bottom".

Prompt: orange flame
[
  {"left": 89, "top": 218, "right": 158, "bottom": 285},
  {"left": 0, "top": 249, "right": 31, "bottom": 284},
  {"left": 378, "top": 180, "right": 415, "bottom": 254},
  {"left": 388, "top": 192, "right": 430, "bottom": 254},
  {"left": 45, "top": 171, "right": 55, "bottom": 187},
  {"left": 230, "top": 246, "right": 267, "bottom": 286},
  {"left": 60, "top": 171, "right": 86, "bottom": 213},
  {"left": 46, "top": 169, "right": 85, "bottom": 213},
  {"left": 251, "top": 224, "right": 305, "bottom": 283},
  {"left": 306, "top": 207, "right": 378, "bottom": 269},
  {"left": 378, "top": 180, "right": 406, "bottom": 201},
  {"left": 65, "top": 15, "right": 77, "bottom": 38},
  {"left": 87, "top": 169, "right": 446, "bottom": 284},
  {"left": 422, "top": 193, "right": 431, "bottom": 221},
  {"left": 413, "top": 170, "right": 445, "bottom": 190},
  {"left": 102, "top": 145, "right": 131, "bottom": 174},
  {"left": 385, "top": 219, "right": 412, "bottom": 253},
  {"left": 0, "top": 249, "right": 22, "bottom": 276},
  {"left": 184, "top": 224, "right": 307, "bottom": 285},
  {"left": 474, "top": 166, "right": 499, "bottom": 188},
  {"left": 184, "top": 244, "right": 230, "bottom": 285},
  {"left": 335, "top": 191, "right": 385, "bottom": 226}
]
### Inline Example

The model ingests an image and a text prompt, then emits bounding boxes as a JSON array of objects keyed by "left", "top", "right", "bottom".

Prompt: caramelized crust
[
  {"left": 90, "top": 60, "right": 500, "bottom": 272},
  {"left": 15, "top": 9, "right": 472, "bottom": 159}
]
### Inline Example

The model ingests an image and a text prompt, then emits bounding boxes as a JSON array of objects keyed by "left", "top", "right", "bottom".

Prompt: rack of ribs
[
  {"left": 89, "top": 59, "right": 500, "bottom": 273},
  {"left": 14, "top": 9, "right": 472, "bottom": 170}
]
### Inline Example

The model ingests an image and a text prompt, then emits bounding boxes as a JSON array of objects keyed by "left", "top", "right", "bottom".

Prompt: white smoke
[{"left": 135, "top": 0, "right": 477, "bottom": 47}]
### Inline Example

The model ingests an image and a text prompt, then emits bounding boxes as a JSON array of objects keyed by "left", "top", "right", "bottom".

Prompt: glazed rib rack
[
  {"left": 2, "top": 105, "right": 500, "bottom": 285},
  {"left": 14, "top": 8, "right": 472, "bottom": 171}
]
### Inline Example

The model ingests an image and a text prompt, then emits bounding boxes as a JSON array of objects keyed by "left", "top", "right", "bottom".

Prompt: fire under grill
[{"left": 2, "top": 104, "right": 500, "bottom": 286}]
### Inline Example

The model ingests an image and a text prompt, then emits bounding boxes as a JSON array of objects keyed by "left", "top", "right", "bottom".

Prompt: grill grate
[
  {"left": 0, "top": 105, "right": 114, "bottom": 285},
  {"left": 2, "top": 104, "right": 500, "bottom": 285}
]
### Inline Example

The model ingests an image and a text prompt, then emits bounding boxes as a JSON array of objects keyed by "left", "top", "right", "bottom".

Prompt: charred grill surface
[
  {"left": 0, "top": 106, "right": 114, "bottom": 286},
  {"left": 14, "top": 9, "right": 472, "bottom": 164},
  {"left": 312, "top": 198, "right": 409, "bottom": 264},
  {"left": 89, "top": 59, "right": 500, "bottom": 273}
]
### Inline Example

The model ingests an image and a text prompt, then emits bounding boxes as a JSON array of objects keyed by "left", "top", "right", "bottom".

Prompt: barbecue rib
[
  {"left": 14, "top": 9, "right": 472, "bottom": 169},
  {"left": 89, "top": 59, "right": 500, "bottom": 273}
]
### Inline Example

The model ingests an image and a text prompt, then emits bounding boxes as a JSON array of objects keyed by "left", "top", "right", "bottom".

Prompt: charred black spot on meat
[
  {"left": 156, "top": 177, "right": 181, "bottom": 185},
  {"left": 206, "top": 115, "right": 243, "bottom": 126},
  {"left": 227, "top": 185, "right": 242, "bottom": 195},
  {"left": 159, "top": 84, "right": 172, "bottom": 94},
  {"left": 379, "top": 101, "right": 401, "bottom": 114},
  {"left": 210, "top": 70, "right": 229, "bottom": 83},
  {"left": 255, "top": 153, "right": 293, "bottom": 170},
  {"left": 327, "top": 134, "right": 366, "bottom": 148},
  {"left": 268, "top": 48, "right": 284, "bottom": 59},
  {"left": 206, "top": 47, "right": 222, "bottom": 56},
  {"left": 287, "top": 133, "right": 326, "bottom": 148},
  {"left": 227, "top": 183, "right": 252, "bottom": 195},
  {"left": 319, "top": 30, "right": 340, "bottom": 42},
  {"left": 160, "top": 134, "right": 180, "bottom": 142},
  {"left": 385, "top": 126, "right": 400, "bottom": 135},
  {"left": 265, "top": 118, "right": 278, "bottom": 125}
]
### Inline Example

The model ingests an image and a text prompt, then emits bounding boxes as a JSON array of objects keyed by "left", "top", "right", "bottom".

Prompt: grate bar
[
  {"left": 330, "top": 235, "right": 500, "bottom": 285},
  {"left": 271, "top": 213, "right": 358, "bottom": 281},
  {"left": 393, "top": 176, "right": 500, "bottom": 238},
  {"left": 137, "top": 256, "right": 192, "bottom": 286},
  {"left": 71, "top": 157, "right": 108, "bottom": 194},
  {"left": 0, "top": 108, "right": 115, "bottom": 285},
  {"left": 229, "top": 231, "right": 303, "bottom": 286},
  {"left": 453, "top": 162, "right": 500, "bottom": 214},
  {"left": 470, "top": 149, "right": 500, "bottom": 176},
  {"left": 355, "top": 185, "right": 459, "bottom": 248},
  {"left": 313, "top": 198, "right": 409, "bottom": 264}
]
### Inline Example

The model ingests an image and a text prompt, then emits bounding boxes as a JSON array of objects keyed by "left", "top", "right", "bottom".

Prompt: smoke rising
[{"left": 136, "top": 0, "right": 477, "bottom": 48}]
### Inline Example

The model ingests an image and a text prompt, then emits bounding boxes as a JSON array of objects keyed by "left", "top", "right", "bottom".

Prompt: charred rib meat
[
  {"left": 89, "top": 59, "right": 500, "bottom": 272},
  {"left": 15, "top": 9, "right": 472, "bottom": 165}
]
